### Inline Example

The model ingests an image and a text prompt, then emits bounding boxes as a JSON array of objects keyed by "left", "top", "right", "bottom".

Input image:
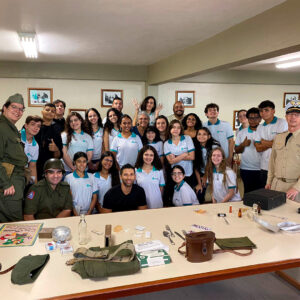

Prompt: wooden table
[{"left": 0, "top": 201, "right": 300, "bottom": 299}]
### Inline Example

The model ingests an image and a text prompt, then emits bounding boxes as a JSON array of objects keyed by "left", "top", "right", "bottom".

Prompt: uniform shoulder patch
[{"left": 27, "top": 191, "right": 35, "bottom": 200}]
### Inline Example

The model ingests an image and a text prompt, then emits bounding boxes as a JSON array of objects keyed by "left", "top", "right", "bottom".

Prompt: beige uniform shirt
[{"left": 267, "top": 129, "right": 300, "bottom": 191}]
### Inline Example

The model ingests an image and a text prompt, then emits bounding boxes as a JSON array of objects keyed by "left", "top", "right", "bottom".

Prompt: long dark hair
[
  {"left": 140, "top": 96, "right": 156, "bottom": 113},
  {"left": 182, "top": 113, "right": 202, "bottom": 130},
  {"left": 98, "top": 151, "right": 120, "bottom": 186},
  {"left": 103, "top": 108, "right": 121, "bottom": 134},
  {"left": 155, "top": 115, "right": 169, "bottom": 142},
  {"left": 167, "top": 119, "right": 184, "bottom": 140},
  {"left": 193, "top": 127, "right": 220, "bottom": 172},
  {"left": 64, "top": 112, "right": 89, "bottom": 148},
  {"left": 135, "top": 145, "right": 162, "bottom": 170},
  {"left": 85, "top": 108, "right": 103, "bottom": 137},
  {"left": 142, "top": 126, "right": 161, "bottom": 145}
]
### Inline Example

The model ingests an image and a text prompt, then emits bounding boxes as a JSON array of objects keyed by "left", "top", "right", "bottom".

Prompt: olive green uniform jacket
[
  {"left": 24, "top": 179, "right": 73, "bottom": 219},
  {"left": 0, "top": 114, "right": 27, "bottom": 222}
]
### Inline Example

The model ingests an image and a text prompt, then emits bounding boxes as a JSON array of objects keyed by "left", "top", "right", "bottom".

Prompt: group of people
[{"left": 1, "top": 92, "right": 299, "bottom": 223}]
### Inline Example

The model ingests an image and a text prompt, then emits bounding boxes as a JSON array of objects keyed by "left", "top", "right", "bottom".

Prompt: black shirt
[
  {"left": 35, "top": 122, "right": 63, "bottom": 180},
  {"left": 103, "top": 184, "right": 147, "bottom": 212},
  {"left": 53, "top": 118, "right": 66, "bottom": 133}
]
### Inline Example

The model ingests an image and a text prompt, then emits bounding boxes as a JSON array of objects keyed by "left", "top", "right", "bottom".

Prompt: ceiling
[{"left": 0, "top": 0, "right": 285, "bottom": 65}]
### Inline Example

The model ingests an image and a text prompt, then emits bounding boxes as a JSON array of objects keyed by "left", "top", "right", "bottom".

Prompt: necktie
[{"left": 285, "top": 132, "right": 293, "bottom": 146}]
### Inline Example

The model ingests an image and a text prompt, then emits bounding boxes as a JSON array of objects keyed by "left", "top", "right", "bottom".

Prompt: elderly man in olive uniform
[
  {"left": 24, "top": 159, "right": 73, "bottom": 220},
  {"left": 266, "top": 101, "right": 300, "bottom": 202},
  {"left": 0, "top": 94, "right": 27, "bottom": 222}
]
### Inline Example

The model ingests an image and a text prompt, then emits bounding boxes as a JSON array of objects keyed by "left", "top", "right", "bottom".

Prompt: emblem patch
[{"left": 27, "top": 191, "right": 35, "bottom": 200}]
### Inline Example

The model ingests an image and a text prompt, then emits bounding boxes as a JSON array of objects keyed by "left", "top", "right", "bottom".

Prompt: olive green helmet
[{"left": 43, "top": 158, "right": 65, "bottom": 173}]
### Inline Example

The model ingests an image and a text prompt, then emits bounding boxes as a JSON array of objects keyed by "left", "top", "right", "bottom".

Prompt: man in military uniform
[
  {"left": 0, "top": 94, "right": 28, "bottom": 222},
  {"left": 24, "top": 159, "right": 73, "bottom": 220},
  {"left": 266, "top": 101, "right": 300, "bottom": 202}
]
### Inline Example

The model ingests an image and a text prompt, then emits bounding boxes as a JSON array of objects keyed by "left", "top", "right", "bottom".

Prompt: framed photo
[
  {"left": 233, "top": 110, "right": 241, "bottom": 131},
  {"left": 69, "top": 108, "right": 87, "bottom": 119},
  {"left": 175, "top": 91, "right": 195, "bottom": 108},
  {"left": 101, "top": 89, "right": 123, "bottom": 107},
  {"left": 283, "top": 92, "right": 300, "bottom": 108},
  {"left": 28, "top": 88, "right": 53, "bottom": 107}
]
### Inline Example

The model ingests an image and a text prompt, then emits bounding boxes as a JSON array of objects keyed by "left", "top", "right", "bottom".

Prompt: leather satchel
[{"left": 178, "top": 231, "right": 215, "bottom": 263}]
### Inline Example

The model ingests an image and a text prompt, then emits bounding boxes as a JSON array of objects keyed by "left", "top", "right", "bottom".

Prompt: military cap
[
  {"left": 43, "top": 158, "right": 65, "bottom": 173},
  {"left": 5, "top": 93, "right": 25, "bottom": 107},
  {"left": 285, "top": 100, "right": 300, "bottom": 114}
]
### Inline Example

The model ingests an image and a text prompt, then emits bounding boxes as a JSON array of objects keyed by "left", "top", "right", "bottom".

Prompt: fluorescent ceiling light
[
  {"left": 276, "top": 60, "right": 300, "bottom": 69},
  {"left": 19, "top": 32, "right": 38, "bottom": 58},
  {"left": 277, "top": 53, "right": 300, "bottom": 62}
]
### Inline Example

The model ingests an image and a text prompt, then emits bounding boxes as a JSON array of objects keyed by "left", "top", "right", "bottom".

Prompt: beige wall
[
  {"left": 154, "top": 82, "right": 299, "bottom": 125},
  {"left": 0, "top": 78, "right": 145, "bottom": 129}
]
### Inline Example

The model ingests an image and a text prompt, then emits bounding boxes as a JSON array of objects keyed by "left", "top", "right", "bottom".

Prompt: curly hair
[
  {"left": 181, "top": 113, "right": 202, "bottom": 130},
  {"left": 103, "top": 108, "right": 121, "bottom": 134},
  {"left": 135, "top": 145, "right": 162, "bottom": 170},
  {"left": 140, "top": 96, "right": 156, "bottom": 113}
]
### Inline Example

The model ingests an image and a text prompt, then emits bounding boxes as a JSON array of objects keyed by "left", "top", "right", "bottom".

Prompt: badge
[{"left": 27, "top": 191, "right": 35, "bottom": 200}]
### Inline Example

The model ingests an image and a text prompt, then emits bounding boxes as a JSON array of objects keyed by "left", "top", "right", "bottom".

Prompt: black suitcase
[{"left": 243, "top": 188, "right": 286, "bottom": 210}]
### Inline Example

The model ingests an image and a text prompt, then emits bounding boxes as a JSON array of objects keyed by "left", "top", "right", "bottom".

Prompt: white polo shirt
[
  {"left": 21, "top": 128, "right": 39, "bottom": 164},
  {"left": 135, "top": 167, "right": 165, "bottom": 209},
  {"left": 110, "top": 132, "right": 143, "bottom": 167},
  {"left": 254, "top": 117, "right": 288, "bottom": 171},
  {"left": 203, "top": 119, "right": 234, "bottom": 158},
  {"left": 212, "top": 168, "right": 241, "bottom": 203},
  {"left": 92, "top": 127, "right": 104, "bottom": 160},
  {"left": 148, "top": 141, "right": 164, "bottom": 157},
  {"left": 61, "top": 131, "right": 94, "bottom": 172},
  {"left": 172, "top": 181, "right": 198, "bottom": 207},
  {"left": 109, "top": 128, "right": 120, "bottom": 148},
  {"left": 65, "top": 171, "right": 98, "bottom": 214},
  {"left": 93, "top": 172, "right": 112, "bottom": 206},
  {"left": 164, "top": 135, "right": 195, "bottom": 176},
  {"left": 235, "top": 127, "right": 261, "bottom": 171}
]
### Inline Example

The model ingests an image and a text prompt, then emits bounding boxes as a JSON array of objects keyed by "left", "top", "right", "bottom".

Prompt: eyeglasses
[
  {"left": 103, "top": 158, "right": 113, "bottom": 163},
  {"left": 171, "top": 172, "right": 183, "bottom": 176},
  {"left": 9, "top": 105, "right": 25, "bottom": 113}
]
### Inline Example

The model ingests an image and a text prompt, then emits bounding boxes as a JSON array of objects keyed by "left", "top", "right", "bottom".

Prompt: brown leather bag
[{"left": 178, "top": 231, "right": 215, "bottom": 263}]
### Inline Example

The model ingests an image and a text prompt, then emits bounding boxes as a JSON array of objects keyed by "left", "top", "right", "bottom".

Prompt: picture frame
[
  {"left": 68, "top": 108, "right": 87, "bottom": 119},
  {"left": 233, "top": 110, "right": 241, "bottom": 131},
  {"left": 283, "top": 92, "right": 300, "bottom": 108},
  {"left": 101, "top": 89, "right": 123, "bottom": 107},
  {"left": 175, "top": 91, "right": 195, "bottom": 108},
  {"left": 28, "top": 88, "right": 53, "bottom": 107}
]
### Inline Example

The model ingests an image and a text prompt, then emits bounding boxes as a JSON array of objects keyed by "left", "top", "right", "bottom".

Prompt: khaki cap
[{"left": 5, "top": 93, "right": 25, "bottom": 107}]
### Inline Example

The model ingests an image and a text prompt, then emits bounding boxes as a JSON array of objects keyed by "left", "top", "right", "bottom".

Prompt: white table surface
[{"left": 0, "top": 201, "right": 299, "bottom": 299}]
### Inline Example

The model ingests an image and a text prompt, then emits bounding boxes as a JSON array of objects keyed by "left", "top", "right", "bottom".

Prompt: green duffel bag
[{"left": 67, "top": 240, "right": 140, "bottom": 279}]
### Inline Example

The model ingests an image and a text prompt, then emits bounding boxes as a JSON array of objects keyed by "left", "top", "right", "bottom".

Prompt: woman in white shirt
[
  {"left": 85, "top": 108, "right": 104, "bottom": 172},
  {"left": 93, "top": 151, "right": 120, "bottom": 211},
  {"left": 61, "top": 112, "right": 93, "bottom": 174},
  {"left": 103, "top": 108, "right": 121, "bottom": 152},
  {"left": 135, "top": 145, "right": 165, "bottom": 208},
  {"left": 164, "top": 119, "right": 195, "bottom": 187}
]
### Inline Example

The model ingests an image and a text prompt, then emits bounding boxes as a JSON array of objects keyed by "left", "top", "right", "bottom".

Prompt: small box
[
  {"left": 243, "top": 189, "right": 286, "bottom": 210},
  {"left": 39, "top": 228, "right": 54, "bottom": 239}
]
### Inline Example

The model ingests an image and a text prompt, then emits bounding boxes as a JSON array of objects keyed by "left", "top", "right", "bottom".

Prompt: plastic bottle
[{"left": 78, "top": 214, "right": 87, "bottom": 245}]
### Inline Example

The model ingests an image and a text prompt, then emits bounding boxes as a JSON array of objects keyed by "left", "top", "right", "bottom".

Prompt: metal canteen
[{"left": 52, "top": 226, "right": 71, "bottom": 242}]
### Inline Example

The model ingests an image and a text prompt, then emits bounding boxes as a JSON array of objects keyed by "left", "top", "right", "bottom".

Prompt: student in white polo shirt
[
  {"left": 64, "top": 152, "right": 98, "bottom": 215},
  {"left": 85, "top": 108, "right": 104, "bottom": 172},
  {"left": 103, "top": 108, "right": 121, "bottom": 152},
  {"left": 235, "top": 108, "right": 262, "bottom": 193},
  {"left": 164, "top": 120, "right": 195, "bottom": 186},
  {"left": 171, "top": 165, "right": 198, "bottom": 206},
  {"left": 61, "top": 112, "right": 94, "bottom": 174},
  {"left": 135, "top": 145, "right": 165, "bottom": 209},
  {"left": 203, "top": 103, "right": 234, "bottom": 165},
  {"left": 21, "top": 115, "right": 43, "bottom": 184},
  {"left": 93, "top": 151, "right": 120, "bottom": 210},
  {"left": 254, "top": 100, "right": 288, "bottom": 187},
  {"left": 110, "top": 114, "right": 143, "bottom": 168}
]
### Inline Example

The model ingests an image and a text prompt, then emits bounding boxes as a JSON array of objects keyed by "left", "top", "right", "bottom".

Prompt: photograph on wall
[
  {"left": 233, "top": 110, "right": 240, "bottom": 130},
  {"left": 175, "top": 91, "right": 195, "bottom": 108},
  {"left": 283, "top": 92, "right": 300, "bottom": 108},
  {"left": 101, "top": 89, "right": 123, "bottom": 107},
  {"left": 28, "top": 88, "right": 53, "bottom": 107},
  {"left": 69, "top": 108, "right": 87, "bottom": 119}
]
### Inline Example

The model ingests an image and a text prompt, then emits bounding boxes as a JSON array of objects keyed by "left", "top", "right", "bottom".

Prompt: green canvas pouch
[
  {"left": 11, "top": 254, "right": 50, "bottom": 285},
  {"left": 215, "top": 237, "right": 256, "bottom": 250}
]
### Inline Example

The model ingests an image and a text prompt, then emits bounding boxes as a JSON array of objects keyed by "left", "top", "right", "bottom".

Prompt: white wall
[
  {"left": 155, "top": 82, "right": 298, "bottom": 125},
  {"left": 0, "top": 78, "right": 145, "bottom": 129}
]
